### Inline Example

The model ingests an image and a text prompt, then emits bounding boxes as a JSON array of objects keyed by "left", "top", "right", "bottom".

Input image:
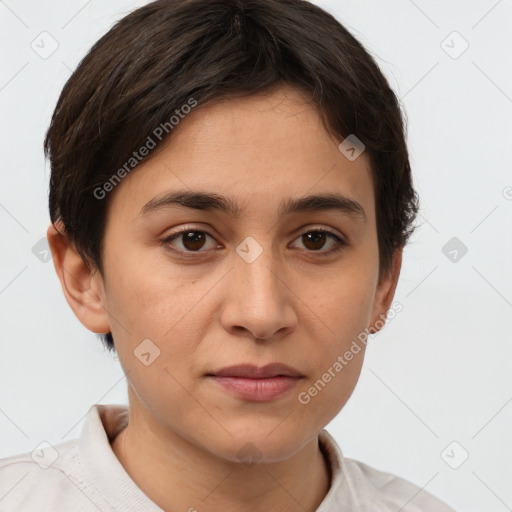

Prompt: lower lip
[{"left": 209, "top": 376, "right": 301, "bottom": 402}]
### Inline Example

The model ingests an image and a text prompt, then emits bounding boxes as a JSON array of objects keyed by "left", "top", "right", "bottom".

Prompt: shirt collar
[{"left": 79, "top": 403, "right": 163, "bottom": 512}]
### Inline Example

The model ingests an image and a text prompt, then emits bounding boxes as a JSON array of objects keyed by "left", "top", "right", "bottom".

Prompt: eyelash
[{"left": 160, "top": 226, "right": 347, "bottom": 258}]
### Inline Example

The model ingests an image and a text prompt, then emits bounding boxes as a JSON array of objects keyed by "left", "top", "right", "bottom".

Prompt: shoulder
[
  {"left": 342, "top": 456, "right": 457, "bottom": 511},
  {"left": 318, "top": 430, "right": 457, "bottom": 512},
  {"left": 0, "top": 440, "right": 109, "bottom": 511}
]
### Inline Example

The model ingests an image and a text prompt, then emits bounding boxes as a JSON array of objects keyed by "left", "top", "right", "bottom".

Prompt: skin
[{"left": 47, "top": 86, "right": 402, "bottom": 512}]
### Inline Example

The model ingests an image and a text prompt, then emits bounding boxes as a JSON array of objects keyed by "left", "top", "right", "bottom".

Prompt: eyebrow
[{"left": 139, "top": 190, "right": 367, "bottom": 223}]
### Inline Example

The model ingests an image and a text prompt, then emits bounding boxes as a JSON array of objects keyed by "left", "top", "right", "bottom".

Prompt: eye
[
  {"left": 161, "top": 228, "right": 219, "bottom": 253},
  {"left": 290, "top": 228, "right": 346, "bottom": 255}
]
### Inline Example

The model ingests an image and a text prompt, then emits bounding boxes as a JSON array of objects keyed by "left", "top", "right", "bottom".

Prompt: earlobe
[
  {"left": 46, "top": 222, "right": 111, "bottom": 334},
  {"left": 368, "top": 247, "right": 403, "bottom": 335}
]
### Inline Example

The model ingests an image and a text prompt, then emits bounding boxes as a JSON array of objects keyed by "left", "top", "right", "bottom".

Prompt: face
[{"left": 52, "top": 87, "right": 401, "bottom": 464}]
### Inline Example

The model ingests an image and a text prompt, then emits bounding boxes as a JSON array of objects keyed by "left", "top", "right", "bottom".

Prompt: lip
[
  {"left": 210, "top": 363, "right": 304, "bottom": 379},
  {"left": 207, "top": 363, "right": 304, "bottom": 402}
]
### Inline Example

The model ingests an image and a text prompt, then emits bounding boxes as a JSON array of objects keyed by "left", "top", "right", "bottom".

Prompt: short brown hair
[{"left": 45, "top": 0, "right": 419, "bottom": 353}]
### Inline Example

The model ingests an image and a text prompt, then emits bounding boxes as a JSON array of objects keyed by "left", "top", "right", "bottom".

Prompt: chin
[{"left": 207, "top": 423, "right": 312, "bottom": 466}]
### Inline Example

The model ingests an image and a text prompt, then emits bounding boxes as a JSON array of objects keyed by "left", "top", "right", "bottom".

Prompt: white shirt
[{"left": 0, "top": 403, "right": 456, "bottom": 511}]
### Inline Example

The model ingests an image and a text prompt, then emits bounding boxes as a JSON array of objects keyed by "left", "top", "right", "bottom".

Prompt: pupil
[
  {"left": 304, "top": 232, "right": 326, "bottom": 250},
  {"left": 184, "top": 231, "right": 205, "bottom": 250}
]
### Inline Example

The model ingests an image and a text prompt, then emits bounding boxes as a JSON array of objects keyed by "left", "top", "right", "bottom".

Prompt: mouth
[
  {"left": 206, "top": 363, "right": 304, "bottom": 402},
  {"left": 208, "top": 363, "right": 304, "bottom": 379}
]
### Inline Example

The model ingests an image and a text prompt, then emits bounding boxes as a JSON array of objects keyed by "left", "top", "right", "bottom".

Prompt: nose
[{"left": 219, "top": 244, "right": 297, "bottom": 341}]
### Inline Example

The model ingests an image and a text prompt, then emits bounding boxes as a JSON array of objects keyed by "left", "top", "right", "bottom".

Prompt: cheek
[
  {"left": 306, "top": 261, "right": 377, "bottom": 338},
  {"left": 119, "top": 354, "right": 208, "bottom": 444},
  {"left": 105, "top": 259, "right": 218, "bottom": 402},
  {"left": 104, "top": 249, "right": 205, "bottom": 341},
  {"left": 295, "top": 262, "right": 375, "bottom": 412},
  {"left": 292, "top": 338, "right": 366, "bottom": 441}
]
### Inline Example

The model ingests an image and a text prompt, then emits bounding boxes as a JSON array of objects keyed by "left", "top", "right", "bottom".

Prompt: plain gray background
[{"left": 1, "top": 1, "right": 511, "bottom": 511}]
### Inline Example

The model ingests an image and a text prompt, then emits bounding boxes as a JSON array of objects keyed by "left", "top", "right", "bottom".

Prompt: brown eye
[
  {"left": 162, "top": 230, "right": 217, "bottom": 252},
  {"left": 302, "top": 231, "right": 327, "bottom": 251},
  {"left": 181, "top": 231, "right": 207, "bottom": 251},
  {"left": 291, "top": 229, "right": 346, "bottom": 255}
]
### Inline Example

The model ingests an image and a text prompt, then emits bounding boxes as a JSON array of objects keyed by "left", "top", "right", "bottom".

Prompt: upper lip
[{"left": 209, "top": 363, "right": 304, "bottom": 378}]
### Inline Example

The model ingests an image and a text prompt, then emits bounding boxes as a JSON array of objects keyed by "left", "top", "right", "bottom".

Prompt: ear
[
  {"left": 46, "top": 222, "right": 111, "bottom": 334},
  {"left": 368, "top": 247, "right": 402, "bottom": 335}
]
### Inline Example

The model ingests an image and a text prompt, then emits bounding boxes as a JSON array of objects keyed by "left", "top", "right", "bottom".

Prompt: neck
[{"left": 110, "top": 404, "right": 331, "bottom": 512}]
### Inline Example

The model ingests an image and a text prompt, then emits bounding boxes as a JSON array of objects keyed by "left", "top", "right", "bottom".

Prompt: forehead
[{"left": 107, "top": 87, "right": 375, "bottom": 225}]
